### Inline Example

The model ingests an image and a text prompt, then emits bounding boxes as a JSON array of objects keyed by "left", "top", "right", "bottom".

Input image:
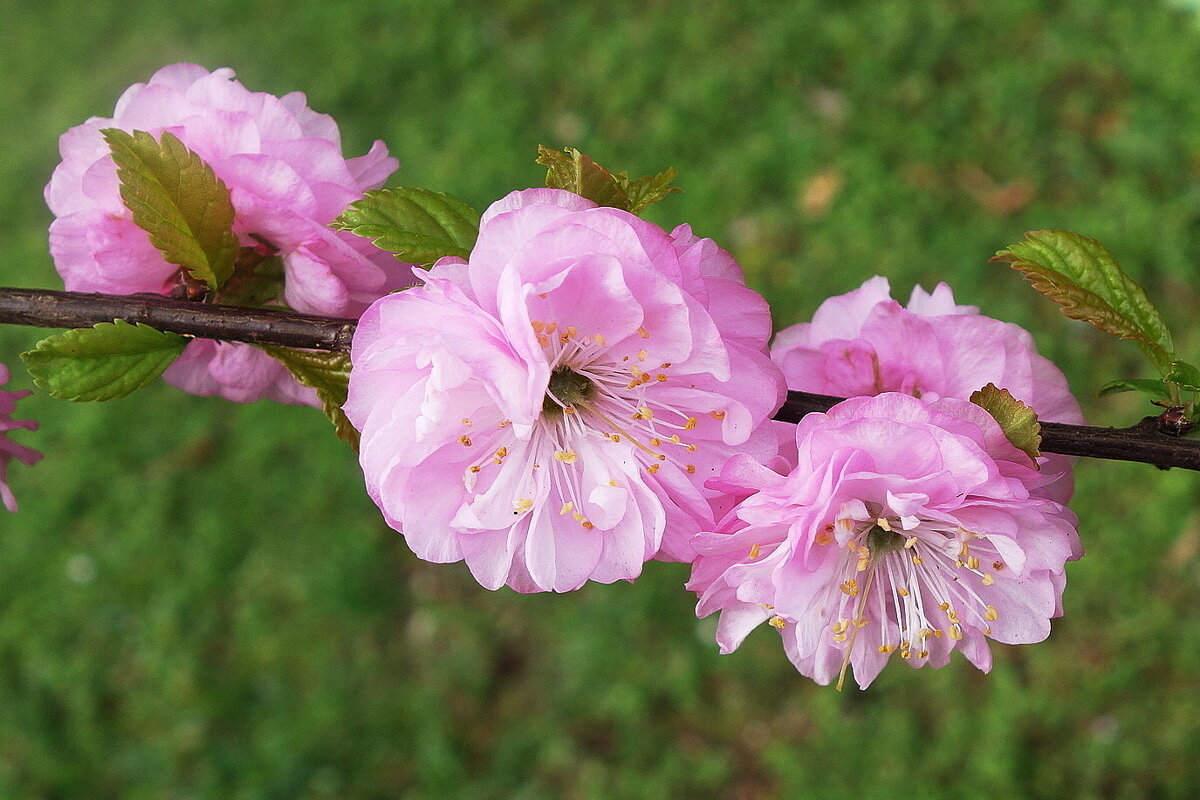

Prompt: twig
[{"left": 1, "top": 287, "right": 1198, "bottom": 472}]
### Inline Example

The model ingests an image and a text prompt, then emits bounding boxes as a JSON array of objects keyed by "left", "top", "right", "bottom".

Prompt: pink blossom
[
  {"left": 771, "top": 276, "right": 1084, "bottom": 502},
  {"left": 45, "top": 63, "right": 412, "bottom": 405},
  {"left": 688, "top": 393, "right": 1080, "bottom": 689},
  {"left": 0, "top": 364, "right": 41, "bottom": 512},
  {"left": 345, "top": 188, "right": 785, "bottom": 592}
]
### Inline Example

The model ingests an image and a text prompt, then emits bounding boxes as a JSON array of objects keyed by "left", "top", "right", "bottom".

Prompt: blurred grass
[{"left": 2, "top": 0, "right": 1200, "bottom": 797}]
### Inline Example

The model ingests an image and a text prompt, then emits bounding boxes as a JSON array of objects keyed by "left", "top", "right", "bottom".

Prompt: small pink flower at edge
[{"left": 0, "top": 364, "right": 42, "bottom": 512}]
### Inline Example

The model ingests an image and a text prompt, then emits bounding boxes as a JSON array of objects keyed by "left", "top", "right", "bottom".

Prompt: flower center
[{"left": 543, "top": 367, "right": 595, "bottom": 417}]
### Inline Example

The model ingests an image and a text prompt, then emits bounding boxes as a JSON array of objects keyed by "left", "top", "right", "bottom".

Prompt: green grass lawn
[{"left": 2, "top": 1, "right": 1200, "bottom": 797}]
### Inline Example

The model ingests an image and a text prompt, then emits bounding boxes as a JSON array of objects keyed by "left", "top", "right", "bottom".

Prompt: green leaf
[
  {"left": 258, "top": 346, "right": 359, "bottom": 450},
  {"left": 102, "top": 129, "right": 239, "bottom": 291},
  {"left": 991, "top": 231, "right": 1174, "bottom": 375},
  {"left": 333, "top": 188, "right": 480, "bottom": 265},
  {"left": 1099, "top": 378, "right": 1173, "bottom": 401},
  {"left": 616, "top": 167, "right": 682, "bottom": 215},
  {"left": 20, "top": 321, "right": 187, "bottom": 401},
  {"left": 536, "top": 146, "right": 630, "bottom": 209},
  {"left": 1166, "top": 359, "right": 1200, "bottom": 393},
  {"left": 969, "top": 383, "right": 1042, "bottom": 467}
]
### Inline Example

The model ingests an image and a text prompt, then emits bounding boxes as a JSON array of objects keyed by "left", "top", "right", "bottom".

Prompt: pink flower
[
  {"left": 0, "top": 364, "right": 42, "bottom": 512},
  {"left": 45, "top": 63, "right": 412, "bottom": 405},
  {"left": 688, "top": 393, "right": 1080, "bottom": 689},
  {"left": 771, "top": 276, "right": 1084, "bottom": 502},
  {"left": 345, "top": 188, "right": 785, "bottom": 592}
]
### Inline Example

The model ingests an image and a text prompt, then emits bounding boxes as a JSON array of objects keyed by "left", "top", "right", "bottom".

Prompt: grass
[{"left": 2, "top": 0, "right": 1200, "bottom": 797}]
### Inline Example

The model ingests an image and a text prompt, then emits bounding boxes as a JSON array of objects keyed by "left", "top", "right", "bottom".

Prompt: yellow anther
[
  {"left": 566, "top": 325, "right": 578, "bottom": 337},
  {"left": 920, "top": 628, "right": 933, "bottom": 640},
  {"left": 993, "top": 560, "right": 1006, "bottom": 571},
  {"left": 537, "top": 334, "right": 550, "bottom": 348},
  {"left": 967, "top": 556, "right": 980, "bottom": 571},
  {"left": 878, "top": 644, "right": 896, "bottom": 654},
  {"left": 544, "top": 321, "right": 558, "bottom": 334},
  {"left": 564, "top": 406, "right": 576, "bottom": 415},
  {"left": 498, "top": 420, "right": 512, "bottom": 427},
  {"left": 660, "top": 362, "right": 672, "bottom": 368},
  {"left": 609, "top": 434, "right": 621, "bottom": 442},
  {"left": 831, "top": 620, "right": 848, "bottom": 635},
  {"left": 457, "top": 435, "right": 472, "bottom": 446},
  {"left": 462, "top": 418, "right": 472, "bottom": 426},
  {"left": 938, "top": 602, "right": 950, "bottom": 612},
  {"left": 685, "top": 464, "right": 696, "bottom": 474},
  {"left": 656, "top": 374, "right": 668, "bottom": 382},
  {"left": 513, "top": 498, "right": 533, "bottom": 514},
  {"left": 816, "top": 531, "right": 833, "bottom": 546},
  {"left": 833, "top": 632, "right": 848, "bottom": 643},
  {"left": 684, "top": 417, "right": 698, "bottom": 430},
  {"left": 531, "top": 320, "right": 545, "bottom": 333},
  {"left": 981, "top": 574, "right": 995, "bottom": 586},
  {"left": 710, "top": 410, "right": 726, "bottom": 420},
  {"left": 897, "top": 587, "right": 910, "bottom": 597},
  {"left": 839, "top": 580, "right": 859, "bottom": 596},
  {"left": 949, "top": 624, "right": 963, "bottom": 641},
  {"left": 594, "top": 334, "right": 606, "bottom": 346},
  {"left": 918, "top": 649, "right": 929, "bottom": 659},
  {"left": 854, "top": 617, "right": 868, "bottom": 628},
  {"left": 554, "top": 450, "right": 578, "bottom": 463},
  {"left": 637, "top": 349, "right": 648, "bottom": 362},
  {"left": 959, "top": 542, "right": 970, "bottom": 558},
  {"left": 984, "top": 605, "right": 999, "bottom": 621},
  {"left": 560, "top": 333, "right": 571, "bottom": 343},
  {"left": 684, "top": 444, "right": 697, "bottom": 452},
  {"left": 637, "top": 326, "right": 650, "bottom": 339},
  {"left": 932, "top": 629, "right": 944, "bottom": 638},
  {"left": 748, "top": 543, "right": 761, "bottom": 560},
  {"left": 769, "top": 616, "right": 788, "bottom": 629},
  {"left": 669, "top": 434, "right": 681, "bottom": 444},
  {"left": 559, "top": 502, "right": 574, "bottom": 515},
  {"left": 900, "top": 650, "right": 912, "bottom": 659},
  {"left": 636, "top": 406, "right": 654, "bottom": 419},
  {"left": 495, "top": 447, "right": 509, "bottom": 458},
  {"left": 607, "top": 480, "right": 619, "bottom": 487},
  {"left": 649, "top": 438, "right": 662, "bottom": 447},
  {"left": 911, "top": 555, "right": 924, "bottom": 565},
  {"left": 469, "top": 465, "right": 482, "bottom": 473},
  {"left": 647, "top": 463, "right": 660, "bottom": 474},
  {"left": 983, "top": 626, "right": 993, "bottom": 636},
  {"left": 656, "top": 454, "right": 667, "bottom": 461},
  {"left": 946, "top": 609, "right": 960, "bottom": 624},
  {"left": 582, "top": 521, "right": 594, "bottom": 530},
  {"left": 904, "top": 536, "right": 918, "bottom": 549},
  {"left": 877, "top": 517, "right": 892, "bottom": 531}
]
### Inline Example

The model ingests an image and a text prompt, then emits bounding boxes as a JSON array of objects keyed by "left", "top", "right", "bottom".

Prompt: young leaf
[
  {"left": 536, "top": 146, "right": 630, "bottom": 209},
  {"left": 333, "top": 188, "right": 480, "bottom": 265},
  {"left": 969, "top": 383, "right": 1042, "bottom": 467},
  {"left": 1099, "top": 378, "right": 1173, "bottom": 401},
  {"left": 991, "top": 231, "right": 1174, "bottom": 375},
  {"left": 616, "top": 167, "right": 682, "bottom": 215},
  {"left": 1166, "top": 359, "right": 1200, "bottom": 393},
  {"left": 102, "top": 129, "right": 239, "bottom": 291},
  {"left": 257, "top": 345, "right": 359, "bottom": 450},
  {"left": 20, "top": 321, "right": 187, "bottom": 401}
]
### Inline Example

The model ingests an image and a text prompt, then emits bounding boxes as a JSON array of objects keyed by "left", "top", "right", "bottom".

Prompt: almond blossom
[
  {"left": 45, "top": 63, "right": 412, "bottom": 404},
  {"left": 344, "top": 188, "right": 785, "bottom": 592},
  {"left": 0, "top": 364, "right": 41, "bottom": 512},
  {"left": 771, "top": 276, "right": 1083, "bottom": 503},
  {"left": 688, "top": 393, "right": 1080, "bottom": 689}
]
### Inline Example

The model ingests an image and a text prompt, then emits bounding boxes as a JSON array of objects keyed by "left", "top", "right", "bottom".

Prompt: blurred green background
[{"left": 2, "top": 1, "right": 1200, "bottom": 797}]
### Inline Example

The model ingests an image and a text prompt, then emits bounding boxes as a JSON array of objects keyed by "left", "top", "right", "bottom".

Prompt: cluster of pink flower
[{"left": 30, "top": 64, "right": 1084, "bottom": 688}]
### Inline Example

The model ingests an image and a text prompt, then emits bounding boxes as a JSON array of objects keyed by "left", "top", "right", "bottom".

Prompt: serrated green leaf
[
  {"left": 333, "top": 188, "right": 480, "bottom": 265},
  {"left": 20, "top": 321, "right": 187, "bottom": 401},
  {"left": 1166, "top": 359, "right": 1200, "bottom": 392},
  {"left": 616, "top": 167, "right": 682, "bottom": 215},
  {"left": 536, "top": 146, "right": 630, "bottom": 209},
  {"left": 991, "top": 231, "right": 1174, "bottom": 375},
  {"left": 1099, "top": 378, "right": 1173, "bottom": 401},
  {"left": 103, "top": 129, "right": 239, "bottom": 291},
  {"left": 258, "top": 345, "right": 359, "bottom": 450},
  {"left": 969, "top": 383, "right": 1042, "bottom": 467}
]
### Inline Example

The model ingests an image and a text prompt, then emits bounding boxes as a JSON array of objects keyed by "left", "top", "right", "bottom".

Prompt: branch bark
[{"left": 2, "top": 287, "right": 1198, "bottom": 472}]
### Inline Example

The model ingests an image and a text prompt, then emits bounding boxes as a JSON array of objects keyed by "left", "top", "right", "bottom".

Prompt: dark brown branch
[
  {"left": 0, "top": 287, "right": 353, "bottom": 352},
  {"left": 1, "top": 287, "right": 1198, "bottom": 472}
]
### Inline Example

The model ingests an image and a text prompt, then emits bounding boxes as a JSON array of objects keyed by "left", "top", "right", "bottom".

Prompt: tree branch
[{"left": 1, "top": 287, "right": 1198, "bottom": 472}]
